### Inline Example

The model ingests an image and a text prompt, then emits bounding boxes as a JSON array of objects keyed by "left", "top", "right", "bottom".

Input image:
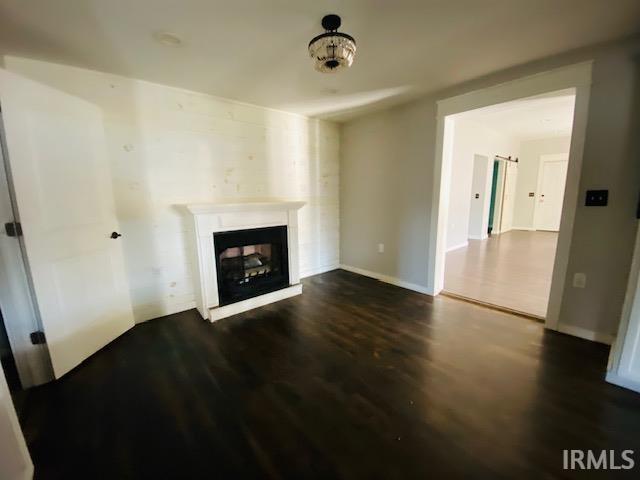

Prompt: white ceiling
[
  {"left": 457, "top": 90, "right": 576, "bottom": 141},
  {"left": 0, "top": 0, "right": 639, "bottom": 121}
]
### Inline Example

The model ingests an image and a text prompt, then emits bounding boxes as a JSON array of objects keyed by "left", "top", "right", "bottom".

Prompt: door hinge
[
  {"left": 4, "top": 221, "right": 22, "bottom": 237},
  {"left": 30, "top": 331, "right": 46, "bottom": 345}
]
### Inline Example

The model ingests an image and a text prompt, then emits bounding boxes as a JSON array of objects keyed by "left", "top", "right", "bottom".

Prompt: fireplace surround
[{"left": 185, "top": 201, "right": 305, "bottom": 321}]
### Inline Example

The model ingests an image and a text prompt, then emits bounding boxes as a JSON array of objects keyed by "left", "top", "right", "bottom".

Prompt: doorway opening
[
  {"left": 487, "top": 159, "right": 499, "bottom": 236},
  {"left": 441, "top": 90, "right": 575, "bottom": 319},
  {"left": 427, "top": 62, "right": 593, "bottom": 330}
]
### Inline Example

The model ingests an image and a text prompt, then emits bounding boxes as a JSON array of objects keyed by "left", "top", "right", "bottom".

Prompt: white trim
[
  {"left": 209, "top": 284, "right": 302, "bottom": 321},
  {"left": 185, "top": 200, "right": 306, "bottom": 215},
  {"left": 490, "top": 226, "right": 513, "bottom": 236},
  {"left": 446, "top": 241, "right": 468, "bottom": 252},
  {"left": 556, "top": 323, "right": 615, "bottom": 345},
  {"left": 436, "top": 62, "right": 593, "bottom": 116},
  {"left": 605, "top": 372, "right": 640, "bottom": 394},
  {"left": 339, "top": 264, "right": 431, "bottom": 295},
  {"left": 544, "top": 83, "right": 591, "bottom": 331},
  {"left": 426, "top": 115, "right": 455, "bottom": 294},
  {"left": 468, "top": 234, "right": 488, "bottom": 240},
  {"left": 300, "top": 263, "right": 339, "bottom": 278},
  {"left": 511, "top": 226, "right": 536, "bottom": 231},
  {"left": 132, "top": 300, "right": 198, "bottom": 324},
  {"left": 428, "top": 62, "right": 593, "bottom": 341}
]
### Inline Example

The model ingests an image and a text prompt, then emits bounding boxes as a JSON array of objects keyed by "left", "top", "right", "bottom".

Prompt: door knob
[{"left": 110, "top": 231, "right": 122, "bottom": 239}]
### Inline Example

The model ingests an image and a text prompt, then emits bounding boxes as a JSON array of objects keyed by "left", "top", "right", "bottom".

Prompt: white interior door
[
  {"left": 535, "top": 154, "right": 568, "bottom": 231},
  {"left": 0, "top": 69, "right": 135, "bottom": 378},
  {"left": 468, "top": 154, "right": 490, "bottom": 239}
]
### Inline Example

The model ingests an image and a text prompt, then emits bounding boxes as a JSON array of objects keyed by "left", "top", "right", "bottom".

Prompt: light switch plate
[{"left": 585, "top": 189, "right": 608, "bottom": 206}]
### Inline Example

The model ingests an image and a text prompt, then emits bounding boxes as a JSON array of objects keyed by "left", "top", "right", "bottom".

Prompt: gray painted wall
[
  {"left": 340, "top": 37, "right": 640, "bottom": 338},
  {"left": 340, "top": 101, "right": 433, "bottom": 288}
]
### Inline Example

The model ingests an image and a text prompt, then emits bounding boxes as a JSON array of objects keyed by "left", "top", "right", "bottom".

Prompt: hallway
[{"left": 444, "top": 231, "right": 558, "bottom": 318}]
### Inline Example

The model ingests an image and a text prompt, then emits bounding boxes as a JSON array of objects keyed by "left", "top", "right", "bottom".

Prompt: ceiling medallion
[{"left": 308, "top": 14, "right": 356, "bottom": 73}]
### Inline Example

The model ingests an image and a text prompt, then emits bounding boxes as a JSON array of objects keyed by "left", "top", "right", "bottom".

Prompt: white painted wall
[
  {"left": 467, "top": 154, "right": 490, "bottom": 241},
  {"left": 4, "top": 57, "right": 340, "bottom": 324},
  {"left": 340, "top": 37, "right": 640, "bottom": 340},
  {"left": 512, "top": 136, "right": 572, "bottom": 229},
  {"left": 445, "top": 117, "right": 519, "bottom": 248},
  {"left": 0, "top": 364, "right": 32, "bottom": 480}
]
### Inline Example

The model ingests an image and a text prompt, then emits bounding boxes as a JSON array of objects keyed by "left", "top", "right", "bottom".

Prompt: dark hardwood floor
[{"left": 17, "top": 270, "right": 640, "bottom": 479}]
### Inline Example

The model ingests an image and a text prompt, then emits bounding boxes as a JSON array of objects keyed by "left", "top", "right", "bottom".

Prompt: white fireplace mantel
[
  {"left": 185, "top": 200, "right": 306, "bottom": 215},
  {"left": 185, "top": 200, "right": 305, "bottom": 322}
]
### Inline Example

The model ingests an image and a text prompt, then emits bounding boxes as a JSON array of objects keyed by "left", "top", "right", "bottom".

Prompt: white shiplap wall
[{"left": 4, "top": 57, "right": 340, "bottom": 323}]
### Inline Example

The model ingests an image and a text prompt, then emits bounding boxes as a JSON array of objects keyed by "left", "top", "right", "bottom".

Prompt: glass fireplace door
[{"left": 214, "top": 226, "right": 289, "bottom": 305}]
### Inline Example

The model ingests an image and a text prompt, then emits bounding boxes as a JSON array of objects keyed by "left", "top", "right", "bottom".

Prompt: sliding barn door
[{"left": 0, "top": 69, "right": 135, "bottom": 378}]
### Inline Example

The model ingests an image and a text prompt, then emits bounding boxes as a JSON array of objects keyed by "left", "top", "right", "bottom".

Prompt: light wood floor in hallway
[{"left": 444, "top": 230, "right": 558, "bottom": 318}]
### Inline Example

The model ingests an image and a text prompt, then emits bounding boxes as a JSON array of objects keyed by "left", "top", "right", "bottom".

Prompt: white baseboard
[
  {"left": 512, "top": 226, "right": 536, "bottom": 231},
  {"left": 134, "top": 300, "right": 198, "bottom": 324},
  {"left": 468, "top": 234, "right": 488, "bottom": 240},
  {"left": 490, "top": 227, "right": 514, "bottom": 236},
  {"left": 446, "top": 241, "right": 468, "bottom": 252},
  {"left": 339, "top": 264, "right": 431, "bottom": 295},
  {"left": 557, "top": 323, "right": 615, "bottom": 345},
  {"left": 605, "top": 371, "right": 640, "bottom": 393},
  {"left": 300, "top": 263, "right": 339, "bottom": 279}
]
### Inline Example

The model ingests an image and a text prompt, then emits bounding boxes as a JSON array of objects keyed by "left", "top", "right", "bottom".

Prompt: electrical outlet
[
  {"left": 378, "top": 243, "right": 385, "bottom": 254},
  {"left": 573, "top": 273, "right": 587, "bottom": 289}
]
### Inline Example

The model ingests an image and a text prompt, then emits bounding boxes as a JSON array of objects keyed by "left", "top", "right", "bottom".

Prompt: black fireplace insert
[{"left": 214, "top": 226, "right": 289, "bottom": 306}]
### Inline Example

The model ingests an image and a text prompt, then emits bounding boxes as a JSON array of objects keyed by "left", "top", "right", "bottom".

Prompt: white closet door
[
  {"left": 535, "top": 155, "right": 568, "bottom": 232},
  {"left": 0, "top": 69, "right": 135, "bottom": 378}
]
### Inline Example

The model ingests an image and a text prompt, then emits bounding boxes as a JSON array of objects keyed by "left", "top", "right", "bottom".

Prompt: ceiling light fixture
[{"left": 308, "top": 14, "right": 356, "bottom": 73}]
